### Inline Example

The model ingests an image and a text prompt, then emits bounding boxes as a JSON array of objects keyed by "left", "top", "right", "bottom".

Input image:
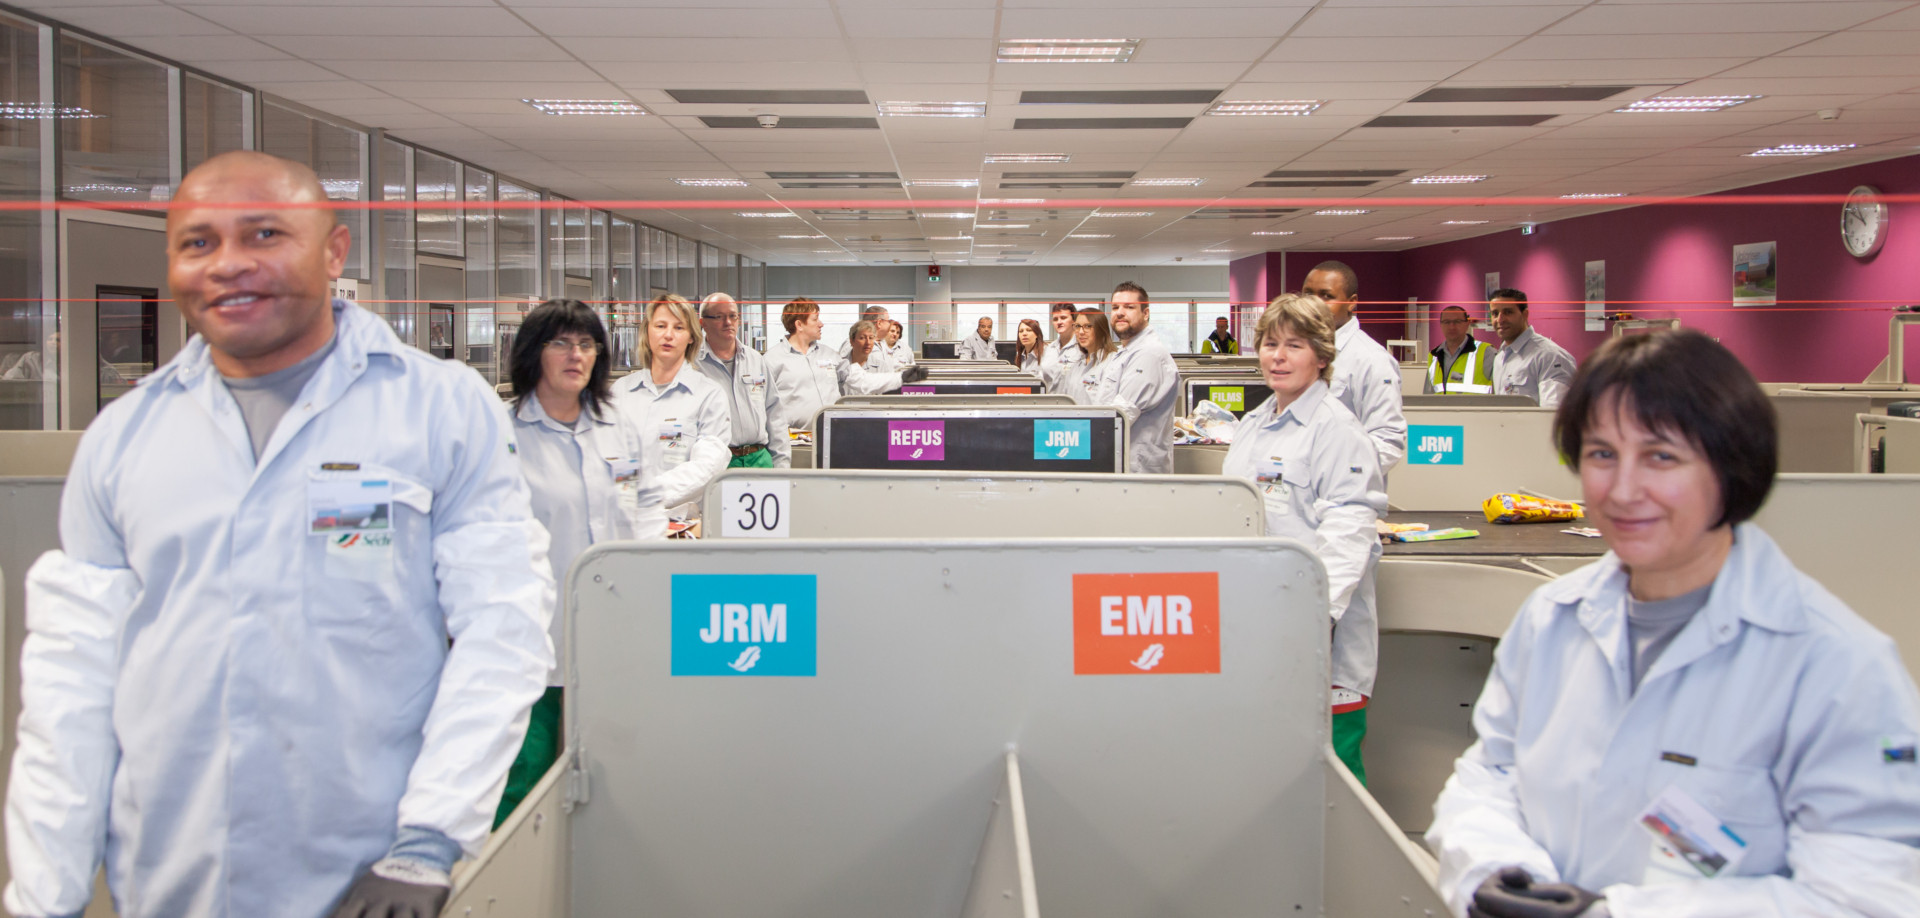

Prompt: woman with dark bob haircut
[
  {"left": 1429, "top": 330, "right": 1920, "bottom": 918},
  {"left": 499, "top": 299, "right": 660, "bottom": 826}
]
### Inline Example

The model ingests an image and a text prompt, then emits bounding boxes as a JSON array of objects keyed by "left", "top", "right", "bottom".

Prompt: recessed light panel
[
  {"left": 738, "top": 211, "right": 797, "bottom": 218},
  {"left": 524, "top": 99, "right": 644, "bottom": 116},
  {"left": 980, "top": 198, "right": 1045, "bottom": 205},
  {"left": 778, "top": 234, "right": 826, "bottom": 239},
  {"left": 1315, "top": 209, "right": 1372, "bottom": 216},
  {"left": 1748, "top": 143, "right": 1856, "bottom": 157},
  {"left": 904, "top": 179, "right": 979, "bottom": 187},
  {"left": 985, "top": 153, "right": 1071, "bottom": 163},
  {"left": 1201, "top": 248, "right": 1233, "bottom": 253},
  {"left": 673, "top": 178, "right": 750, "bottom": 187},
  {"left": 1559, "top": 193, "right": 1625, "bottom": 199},
  {"left": 918, "top": 212, "right": 976, "bottom": 219},
  {"left": 1130, "top": 178, "right": 1205, "bottom": 187},
  {"left": 1374, "top": 236, "right": 1415, "bottom": 241},
  {"left": 1410, "top": 175, "right": 1488, "bottom": 184},
  {"left": 996, "top": 38, "right": 1138, "bottom": 64},
  {"left": 1067, "top": 233, "right": 1113, "bottom": 239},
  {"left": 1252, "top": 230, "right": 1296, "bottom": 236},
  {"left": 0, "top": 103, "right": 99, "bottom": 120},
  {"left": 976, "top": 223, "right": 1032, "bottom": 229},
  {"left": 878, "top": 101, "right": 986, "bottom": 117},
  {"left": 1618, "top": 95, "right": 1761, "bottom": 113},
  {"left": 767, "top": 172, "right": 897, "bottom": 179},
  {"left": 1091, "top": 211, "right": 1154, "bottom": 217},
  {"left": 1442, "top": 220, "right": 1490, "bottom": 225},
  {"left": 1206, "top": 100, "right": 1322, "bottom": 116}
]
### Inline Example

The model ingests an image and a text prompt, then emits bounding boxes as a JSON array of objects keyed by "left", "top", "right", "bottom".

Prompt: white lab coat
[
  {"left": 956, "top": 334, "right": 998, "bottom": 361},
  {"left": 1330, "top": 316, "right": 1408, "bottom": 475},
  {"left": 1427, "top": 524, "right": 1920, "bottom": 918},
  {"left": 885, "top": 341, "right": 915, "bottom": 367},
  {"left": 1016, "top": 351, "right": 1042, "bottom": 376},
  {"left": 1094, "top": 329, "right": 1179, "bottom": 474},
  {"left": 1492, "top": 326, "right": 1577, "bottom": 409},
  {"left": 1044, "top": 340, "right": 1086, "bottom": 397},
  {"left": 838, "top": 337, "right": 901, "bottom": 374},
  {"left": 4, "top": 301, "right": 555, "bottom": 918},
  {"left": 1219, "top": 381, "right": 1386, "bottom": 695},
  {"left": 765, "top": 336, "right": 895, "bottom": 431},
  {"left": 613, "top": 361, "right": 731, "bottom": 517},
  {"left": 511, "top": 395, "right": 662, "bottom": 683},
  {"left": 694, "top": 342, "right": 791, "bottom": 467}
]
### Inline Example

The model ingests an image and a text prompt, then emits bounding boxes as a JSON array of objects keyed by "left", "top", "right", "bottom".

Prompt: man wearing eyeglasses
[
  {"left": 695, "top": 292, "right": 789, "bottom": 468},
  {"left": 1424, "top": 305, "right": 1495, "bottom": 394}
]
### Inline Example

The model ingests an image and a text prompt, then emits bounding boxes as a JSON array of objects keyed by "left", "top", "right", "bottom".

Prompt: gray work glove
[
  {"left": 330, "top": 858, "right": 452, "bottom": 918},
  {"left": 901, "top": 365, "right": 930, "bottom": 384},
  {"left": 1469, "top": 866, "right": 1604, "bottom": 918}
]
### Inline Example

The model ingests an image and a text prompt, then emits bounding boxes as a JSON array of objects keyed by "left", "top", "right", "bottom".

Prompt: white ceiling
[{"left": 25, "top": 0, "right": 1920, "bottom": 267}]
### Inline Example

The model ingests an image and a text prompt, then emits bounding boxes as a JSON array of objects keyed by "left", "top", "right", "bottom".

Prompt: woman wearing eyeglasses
[{"left": 500, "top": 298, "right": 661, "bottom": 826}]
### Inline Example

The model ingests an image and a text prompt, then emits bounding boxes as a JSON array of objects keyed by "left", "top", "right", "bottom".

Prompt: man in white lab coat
[
  {"left": 1301, "top": 260, "right": 1408, "bottom": 476},
  {"left": 957, "top": 315, "right": 998, "bottom": 361},
  {"left": 4, "top": 151, "right": 555, "bottom": 918},
  {"left": 1094, "top": 282, "right": 1179, "bottom": 474}
]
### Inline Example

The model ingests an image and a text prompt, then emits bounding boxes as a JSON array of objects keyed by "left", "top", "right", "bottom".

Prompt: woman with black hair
[
  {"left": 1428, "top": 330, "right": 1920, "bottom": 918},
  {"left": 497, "top": 298, "right": 661, "bottom": 827}
]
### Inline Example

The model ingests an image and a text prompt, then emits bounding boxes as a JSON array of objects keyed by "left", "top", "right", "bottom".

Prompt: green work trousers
[
  {"left": 494, "top": 685, "right": 562, "bottom": 829},
  {"left": 1332, "top": 705, "right": 1368, "bottom": 787},
  {"left": 728, "top": 447, "right": 774, "bottom": 469}
]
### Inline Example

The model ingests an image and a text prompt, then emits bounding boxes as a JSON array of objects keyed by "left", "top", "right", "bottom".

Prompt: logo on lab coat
[
  {"left": 1409, "top": 424, "right": 1465, "bottom": 465},
  {"left": 1071, "top": 572, "right": 1220, "bottom": 675},
  {"left": 1033, "top": 419, "right": 1091, "bottom": 460},
  {"left": 671, "top": 574, "right": 817, "bottom": 677},
  {"left": 887, "top": 420, "right": 945, "bottom": 461}
]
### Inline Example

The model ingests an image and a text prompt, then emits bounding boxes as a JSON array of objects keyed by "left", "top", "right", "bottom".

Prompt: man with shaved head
[
  {"left": 696, "top": 291, "right": 790, "bottom": 467},
  {"left": 5, "top": 150, "right": 555, "bottom": 918}
]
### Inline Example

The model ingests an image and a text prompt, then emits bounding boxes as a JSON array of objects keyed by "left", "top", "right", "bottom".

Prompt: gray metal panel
[
  {"left": 700, "top": 469, "right": 1264, "bottom": 538},
  {"left": 1322, "top": 748, "right": 1449, "bottom": 918},
  {"left": 815, "top": 405, "right": 1127, "bottom": 473},
  {"left": 1754, "top": 474, "right": 1920, "bottom": 677},
  {"left": 836, "top": 394, "right": 1074, "bottom": 408},
  {"left": 565, "top": 538, "right": 1330, "bottom": 918},
  {"left": 1401, "top": 395, "right": 1534, "bottom": 408},
  {"left": 0, "top": 477, "right": 62, "bottom": 765}
]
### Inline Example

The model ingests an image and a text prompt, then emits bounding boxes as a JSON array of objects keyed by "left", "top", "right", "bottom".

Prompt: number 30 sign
[{"left": 718, "top": 478, "right": 791, "bottom": 538}]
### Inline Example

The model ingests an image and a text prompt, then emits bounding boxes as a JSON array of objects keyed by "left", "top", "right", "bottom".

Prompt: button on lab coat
[
  {"left": 1219, "top": 380, "right": 1386, "bottom": 695},
  {"left": 1427, "top": 524, "right": 1920, "bottom": 917},
  {"left": 614, "top": 361, "right": 731, "bottom": 516},
  {"left": 1093, "top": 330, "right": 1179, "bottom": 474},
  {"left": 1330, "top": 316, "right": 1408, "bottom": 474},
  {"left": 511, "top": 395, "right": 662, "bottom": 683},
  {"left": 694, "top": 343, "right": 791, "bottom": 467},
  {"left": 4, "top": 302, "right": 555, "bottom": 918}
]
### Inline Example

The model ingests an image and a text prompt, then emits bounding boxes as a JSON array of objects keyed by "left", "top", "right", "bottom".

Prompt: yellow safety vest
[{"left": 1428, "top": 341, "right": 1494, "bottom": 394}]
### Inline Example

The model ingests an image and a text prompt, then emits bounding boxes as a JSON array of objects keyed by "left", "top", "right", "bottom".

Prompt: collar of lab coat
[
  {"left": 1262, "top": 379, "right": 1330, "bottom": 429},
  {"left": 1502, "top": 326, "right": 1540, "bottom": 354},
  {"left": 621, "top": 360, "right": 698, "bottom": 397},
  {"left": 778, "top": 335, "right": 823, "bottom": 357},
  {"left": 514, "top": 391, "right": 610, "bottom": 433},
  {"left": 1334, "top": 314, "right": 1362, "bottom": 347},
  {"left": 697, "top": 341, "right": 752, "bottom": 374},
  {"left": 1542, "top": 523, "right": 1810, "bottom": 678},
  {"left": 163, "top": 298, "right": 391, "bottom": 393}
]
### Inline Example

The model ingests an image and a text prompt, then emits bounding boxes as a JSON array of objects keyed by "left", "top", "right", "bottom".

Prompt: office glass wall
[
  {"left": 588, "top": 209, "right": 607, "bottom": 300},
  {"left": 260, "top": 102, "right": 367, "bottom": 280},
  {"left": 182, "top": 74, "right": 247, "bottom": 172},
  {"left": 379, "top": 138, "right": 413, "bottom": 342},
  {"left": 413, "top": 148, "right": 460, "bottom": 258},
  {"left": 676, "top": 236, "right": 696, "bottom": 298},
  {"left": 56, "top": 35, "right": 168, "bottom": 203},
  {"left": 497, "top": 179, "right": 539, "bottom": 301},
  {"left": 465, "top": 167, "right": 496, "bottom": 379},
  {"left": 610, "top": 218, "right": 635, "bottom": 304},
  {"left": 1156, "top": 301, "right": 1194, "bottom": 353},
  {"left": 0, "top": 13, "right": 46, "bottom": 430},
  {"left": 545, "top": 197, "right": 564, "bottom": 296}
]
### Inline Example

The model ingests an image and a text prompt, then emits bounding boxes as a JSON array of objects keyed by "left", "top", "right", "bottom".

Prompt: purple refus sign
[
  {"left": 900, "top": 385, "right": 936, "bottom": 394},
  {"left": 886, "top": 419, "right": 945, "bottom": 461}
]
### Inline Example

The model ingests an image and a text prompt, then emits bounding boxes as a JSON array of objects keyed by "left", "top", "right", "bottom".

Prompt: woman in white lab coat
[
  {"left": 614, "top": 294, "right": 731, "bottom": 534},
  {"left": 1057, "top": 307, "right": 1116, "bottom": 405},
  {"left": 1217, "top": 293, "right": 1385, "bottom": 785},
  {"left": 499, "top": 298, "right": 660, "bottom": 825},
  {"left": 1012, "top": 318, "right": 1045, "bottom": 375},
  {"left": 1427, "top": 330, "right": 1920, "bottom": 918}
]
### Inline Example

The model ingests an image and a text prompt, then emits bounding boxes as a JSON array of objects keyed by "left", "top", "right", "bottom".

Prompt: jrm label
[
  {"left": 1409, "top": 424, "right": 1466, "bottom": 465},
  {"left": 671, "top": 574, "right": 817, "bottom": 676},
  {"left": 1034, "top": 419, "right": 1092, "bottom": 460},
  {"left": 1072, "top": 572, "right": 1220, "bottom": 674}
]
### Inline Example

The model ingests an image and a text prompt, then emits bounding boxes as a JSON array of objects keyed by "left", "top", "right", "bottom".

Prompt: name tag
[
  {"left": 308, "top": 477, "right": 394, "bottom": 535},
  {"left": 609, "top": 457, "right": 641, "bottom": 485},
  {"left": 1638, "top": 785, "right": 1750, "bottom": 880}
]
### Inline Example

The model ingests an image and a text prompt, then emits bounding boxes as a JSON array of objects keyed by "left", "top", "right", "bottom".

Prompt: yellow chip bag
[{"left": 1483, "top": 493, "right": 1584, "bottom": 524}]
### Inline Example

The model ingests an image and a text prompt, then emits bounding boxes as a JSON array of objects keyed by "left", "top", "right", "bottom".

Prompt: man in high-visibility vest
[
  {"left": 1424, "top": 305, "right": 1495, "bottom": 394},
  {"left": 1200, "top": 316, "right": 1239, "bottom": 354}
]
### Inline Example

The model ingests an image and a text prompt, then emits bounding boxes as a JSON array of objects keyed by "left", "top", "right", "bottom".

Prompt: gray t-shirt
[
  {"left": 1627, "top": 582, "right": 1713, "bottom": 690},
  {"left": 222, "top": 335, "right": 336, "bottom": 460}
]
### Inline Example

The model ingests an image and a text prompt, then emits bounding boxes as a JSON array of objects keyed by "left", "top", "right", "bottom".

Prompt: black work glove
[
  {"left": 330, "top": 860, "right": 452, "bottom": 918},
  {"left": 901, "top": 366, "right": 930, "bottom": 384},
  {"left": 1468, "top": 866, "right": 1604, "bottom": 918}
]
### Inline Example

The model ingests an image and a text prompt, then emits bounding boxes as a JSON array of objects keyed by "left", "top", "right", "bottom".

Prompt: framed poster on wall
[
  {"left": 1584, "top": 261, "right": 1606, "bottom": 332},
  {"left": 1484, "top": 272, "right": 1501, "bottom": 301},
  {"left": 1733, "top": 241, "right": 1777, "bottom": 306}
]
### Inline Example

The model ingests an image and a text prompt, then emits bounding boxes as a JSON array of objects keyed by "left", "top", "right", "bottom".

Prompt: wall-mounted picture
[
  {"left": 1732, "top": 241, "right": 1777, "bottom": 306},
  {"left": 1584, "top": 261, "right": 1606, "bottom": 331},
  {"left": 1484, "top": 272, "right": 1501, "bottom": 301}
]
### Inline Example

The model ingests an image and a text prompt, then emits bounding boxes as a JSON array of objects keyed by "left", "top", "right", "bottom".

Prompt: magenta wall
[{"left": 1400, "top": 155, "right": 1920, "bottom": 383}]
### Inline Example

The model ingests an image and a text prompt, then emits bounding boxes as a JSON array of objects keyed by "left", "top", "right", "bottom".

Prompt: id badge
[
  {"left": 308, "top": 478, "right": 394, "bottom": 534},
  {"left": 744, "top": 373, "right": 767, "bottom": 394},
  {"left": 609, "top": 457, "right": 641, "bottom": 486},
  {"left": 658, "top": 420, "right": 688, "bottom": 468},
  {"left": 1637, "top": 785, "right": 1750, "bottom": 881}
]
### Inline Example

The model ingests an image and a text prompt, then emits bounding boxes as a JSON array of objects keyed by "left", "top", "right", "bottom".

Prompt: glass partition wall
[{"left": 0, "top": 5, "right": 767, "bottom": 428}]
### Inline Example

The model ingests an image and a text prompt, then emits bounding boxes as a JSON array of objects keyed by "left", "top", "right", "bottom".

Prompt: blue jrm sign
[
  {"left": 671, "top": 573, "right": 818, "bottom": 676},
  {"left": 1409, "top": 424, "right": 1466, "bottom": 465},
  {"left": 1033, "top": 419, "right": 1092, "bottom": 460}
]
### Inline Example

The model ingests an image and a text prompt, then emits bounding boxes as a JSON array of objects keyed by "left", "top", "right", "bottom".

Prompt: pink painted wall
[{"left": 1400, "top": 155, "right": 1920, "bottom": 383}]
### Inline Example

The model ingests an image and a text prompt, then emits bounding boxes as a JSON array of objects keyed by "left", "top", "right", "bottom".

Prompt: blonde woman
[
  {"left": 1219, "top": 293, "right": 1385, "bottom": 784},
  {"left": 614, "top": 294, "right": 731, "bottom": 533}
]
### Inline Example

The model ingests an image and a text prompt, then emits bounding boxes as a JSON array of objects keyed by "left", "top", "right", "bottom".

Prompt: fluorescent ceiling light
[
  {"left": 1129, "top": 178, "right": 1205, "bottom": 187},
  {"left": 1091, "top": 211, "right": 1154, "bottom": 217},
  {"left": 1410, "top": 175, "right": 1488, "bottom": 184},
  {"left": 523, "top": 99, "right": 644, "bottom": 116},
  {"left": 1618, "top": 95, "right": 1760, "bottom": 113},
  {"left": 778, "top": 234, "right": 826, "bottom": 239},
  {"left": 320, "top": 179, "right": 362, "bottom": 198},
  {"left": 738, "top": 211, "right": 797, "bottom": 218},
  {"left": 1201, "top": 248, "right": 1233, "bottom": 253},
  {"left": 1442, "top": 220, "right": 1490, "bottom": 225},
  {"left": 878, "top": 101, "right": 986, "bottom": 117},
  {"left": 1314, "top": 209, "right": 1372, "bottom": 216},
  {"left": 674, "top": 178, "right": 750, "bottom": 187},
  {"left": 1374, "top": 236, "right": 1416, "bottom": 241},
  {"left": 1558, "top": 193, "right": 1625, "bottom": 199},
  {"left": 974, "top": 243, "right": 1017, "bottom": 247},
  {"left": 63, "top": 183, "right": 142, "bottom": 195},
  {"left": 1251, "top": 230, "right": 1295, "bottom": 236},
  {"left": 1748, "top": 143, "right": 1856, "bottom": 157},
  {"left": 980, "top": 197, "right": 1045, "bottom": 205},
  {"left": 1204, "top": 100, "right": 1322, "bottom": 116},
  {"left": 976, "top": 224, "right": 1032, "bottom": 229},
  {"left": 812, "top": 249, "right": 841, "bottom": 253},
  {"left": 904, "top": 179, "right": 979, "bottom": 187},
  {"left": 828, "top": 258, "right": 860, "bottom": 262},
  {"left": 996, "top": 39, "right": 1138, "bottom": 64},
  {"left": 1067, "top": 233, "right": 1113, "bottom": 239},
  {"left": 986, "top": 153, "right": 1071, "bottom": 163},
  {"left": 919, "top": 212, "right": 976, "bottom": 219},
  {"left": 0, "top": 103, "right": 99, "bottom": 120},
  {"left": 929, "top": 235, "right": 973, "bottom": 240}
]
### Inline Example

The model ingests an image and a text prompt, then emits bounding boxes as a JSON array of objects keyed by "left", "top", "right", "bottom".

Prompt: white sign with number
[{"left": 718, "top": 478, "right": 791, "bottom": 538}]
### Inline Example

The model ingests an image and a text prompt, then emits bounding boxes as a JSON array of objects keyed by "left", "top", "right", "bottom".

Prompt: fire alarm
[{"left": 928, "top": 265, "right": 942, "bottom": 282}]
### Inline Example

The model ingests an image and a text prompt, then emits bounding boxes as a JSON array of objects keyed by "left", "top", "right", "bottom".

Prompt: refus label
[
  {"left": 671, "top": 574, "right": 817, "bottom": 676},
  {"left": 887, "top": 419, "right": 945, "bottom": 461},
  {"left": 1072, "top": 572, "right": 1220, "bottom": 675}
]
